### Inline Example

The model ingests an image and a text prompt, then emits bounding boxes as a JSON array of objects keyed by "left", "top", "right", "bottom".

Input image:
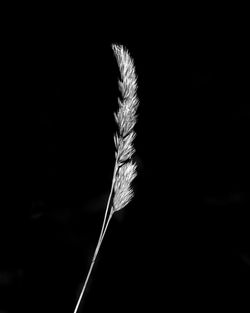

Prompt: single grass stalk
[{"left": 73, "top": 44, "right": 139, "bottom": 313}]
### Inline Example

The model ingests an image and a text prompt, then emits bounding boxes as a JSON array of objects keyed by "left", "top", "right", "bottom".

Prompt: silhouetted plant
[{"left": 73, "top": 44, "right": 139, "bottom": 313}]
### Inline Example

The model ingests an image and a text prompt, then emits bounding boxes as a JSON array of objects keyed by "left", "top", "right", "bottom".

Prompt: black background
[{"left": 1, "top": 6, "right": 250, "bottom": 313}]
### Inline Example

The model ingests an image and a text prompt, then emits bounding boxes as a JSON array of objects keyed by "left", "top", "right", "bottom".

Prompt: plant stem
[
  {"left": 73, "top": 161, "right": 118, "bottom": 313},
  {"left": 95, "top": 209, "right": 113, "bottom": 256},
  {"left": 73, "top": 212, "right": 113, "bottom": 313},
  {"left": 98, "top": 160, "right": 118, "bottom": 243}
]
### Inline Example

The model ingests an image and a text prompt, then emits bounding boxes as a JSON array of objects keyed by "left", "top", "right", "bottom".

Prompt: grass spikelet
[
  {"left": 113, "top": 161, "right": 137, "bottom": 212},
  {"left": 73, "top": 44, "right": 139, "bottom": 313}
]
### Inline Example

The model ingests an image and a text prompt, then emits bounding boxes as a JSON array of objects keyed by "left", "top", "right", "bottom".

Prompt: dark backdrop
[{"left": 1, "top": 9, "right": 250, "bottom": 313}]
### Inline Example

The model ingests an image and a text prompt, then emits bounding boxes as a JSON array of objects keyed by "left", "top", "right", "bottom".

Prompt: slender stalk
[
  {"left": 96, "top": 208, "right": 114, "bottom": 255},
  {"left": 73, "top": 212, "right": 113, "bottom": 313},
  {"left": 93, "top": 211, "right": 113, "bottom": 264},
  {"left": 98, "top": 161, "right": 118, "bottom": 241},
  {"left": 73, "top": 162, "right": 118, "bottom": 313},
  {"left": 73, "top": 44, "right": 139, "bottom": 313}
]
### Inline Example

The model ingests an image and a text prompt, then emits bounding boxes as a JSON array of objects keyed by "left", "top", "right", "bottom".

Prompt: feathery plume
[
  {"left": 112, "top": 44, "right": 139, "bottom": 138},
  {"left": 73, "top": 44, "right": 139, "bottom": 313},
  {"left": 113, "top": 161, "right": 137, "bottom": 212},
  {"left": 111, "top": 44, "right": 138, "bottom": 212}
]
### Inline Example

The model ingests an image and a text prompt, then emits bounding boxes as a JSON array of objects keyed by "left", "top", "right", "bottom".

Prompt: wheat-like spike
[
  {"left": 112, "top": 44, "right": 139, "bottom": 139},
  {"left": 111, "top": 44, "right": 139, "bottom": 212},
  {"left": 73, "top": 44, "right": 139, "bottom": 313},
  {"left": 113, "top": 161, "right": 137, "bottom": 212}
]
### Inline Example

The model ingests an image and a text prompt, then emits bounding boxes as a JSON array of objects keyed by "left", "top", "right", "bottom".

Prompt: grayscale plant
[{"left": 73, "top": 44, "right": 139, "bottom": 313}]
